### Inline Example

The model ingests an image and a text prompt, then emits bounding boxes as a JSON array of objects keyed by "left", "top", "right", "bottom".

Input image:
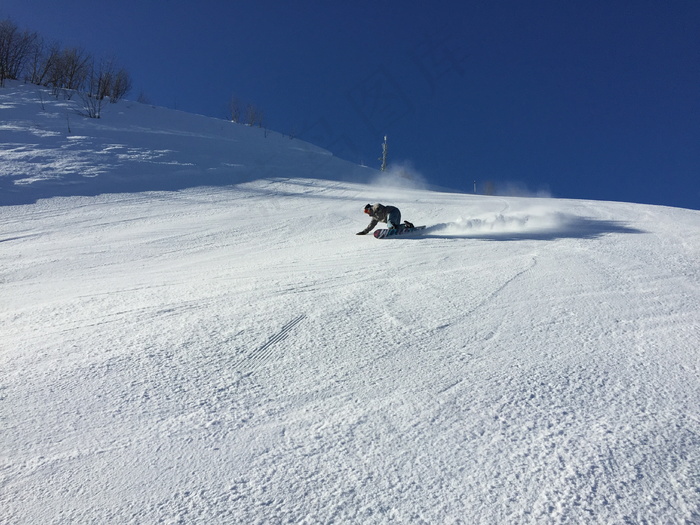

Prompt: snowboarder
[{"left": 357, "top": 203, "right": 412, "bottom": 235}]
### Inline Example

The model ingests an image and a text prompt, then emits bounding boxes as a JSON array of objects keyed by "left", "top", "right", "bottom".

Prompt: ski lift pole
[{"left": 379, "top": 135, "right": 388, "bottom": 172}]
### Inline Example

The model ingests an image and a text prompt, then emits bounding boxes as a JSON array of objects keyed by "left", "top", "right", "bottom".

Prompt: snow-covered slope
[
  {"left": 2, "top": 83, "right": 699, "bottom": 524},
  {"left": 0, "top": 82, "right": 371, "bottom": 206}
]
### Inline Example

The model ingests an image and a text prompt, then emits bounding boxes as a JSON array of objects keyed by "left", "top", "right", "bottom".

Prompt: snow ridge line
[{"left": 234, "top": 314, "right": 306, "bottom": 374}]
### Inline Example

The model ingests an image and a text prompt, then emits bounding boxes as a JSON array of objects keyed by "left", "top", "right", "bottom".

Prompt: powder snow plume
[
  {"left": 423, "top": 206, "right": 641, "bottom": 241},
  {"left": 369, "top": 162, "right": 429, "bottom": 191}
]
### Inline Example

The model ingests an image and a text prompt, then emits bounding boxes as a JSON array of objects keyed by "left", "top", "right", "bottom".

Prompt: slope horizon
[{"left": 1, "top": 80, "right": 698, "bottom": 211}]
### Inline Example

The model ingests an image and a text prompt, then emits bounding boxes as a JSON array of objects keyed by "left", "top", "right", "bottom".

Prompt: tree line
[
  {"left": 1, "top": 17, "right": 270, "bottom": 127},
  {"left": 229, "top": 94, "right": 265, "bottom": 128},
  {"left": 0, "top": 18, "right": 132, "bottom": 117}
]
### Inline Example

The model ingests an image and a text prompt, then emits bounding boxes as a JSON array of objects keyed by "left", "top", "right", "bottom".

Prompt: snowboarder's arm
[{"left": 357, "top": 218, "right": 378, "bottom": 235}]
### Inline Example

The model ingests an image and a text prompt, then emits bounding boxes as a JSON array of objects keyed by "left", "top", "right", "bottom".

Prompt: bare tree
[
  {"left": 109, "top": 67, "right": 131, "bottom": 102},
  {"left": 2, "top": 17, "right": 134, "bottom": 113},
  {"left": 0, "top": 19, "right": 38, "bottom": 86},
  {"left": 81, "top": 58, "right": 111, "bottom": 118},
  {"left": 91, "top": 56, "right": 131, "bottom": 102},
  {"left": 32, "top": 42, "right": 62, "bottom": 87},
  {"left": 245, "top": 103, "right": 264, "bottom": 127},
  {"left": 229, "top": 94, "right": 242, "bottom": 123},
  {"left": 26, "top": 36, "right": 49, "bottom": 84},
  {"left": 58, "top": 47, "right": 91, "bottom": 91},
  {"left": 137, "top": 91, "right": 150, "bottom": 104},
  {"left": 42, "top": 46, "right": 92, "bottom": 98}
]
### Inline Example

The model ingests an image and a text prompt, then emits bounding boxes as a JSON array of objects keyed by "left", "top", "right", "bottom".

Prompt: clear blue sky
[{"left": 3, "top": 1, "right": 699, "bottom": 209}]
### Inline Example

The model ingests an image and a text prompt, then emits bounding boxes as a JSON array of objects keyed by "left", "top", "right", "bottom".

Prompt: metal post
[{"left": 379, "top": 136, "right": 388, "bottom": 172}]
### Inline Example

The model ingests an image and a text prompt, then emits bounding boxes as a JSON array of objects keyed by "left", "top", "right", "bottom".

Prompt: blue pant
[{"left": 387, "top": 209, "right": 401, "bottom": 229}]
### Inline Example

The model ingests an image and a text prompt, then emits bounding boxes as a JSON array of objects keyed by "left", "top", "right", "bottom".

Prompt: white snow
[{"left": 1, "top": 82, "right": 700, "bottom": 524}]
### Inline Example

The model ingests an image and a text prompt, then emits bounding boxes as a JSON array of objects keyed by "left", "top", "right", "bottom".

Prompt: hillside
[
  {"left": 0, "top": 82, "right": 372, "bottom": 206},
  {"left": 1, "top": 83, "right": 699, "bottom": 524}
]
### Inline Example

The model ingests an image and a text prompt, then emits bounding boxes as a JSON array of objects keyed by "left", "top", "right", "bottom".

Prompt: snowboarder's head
[{"left": 364, "top": 204, "right": 372, "bottom": 214}]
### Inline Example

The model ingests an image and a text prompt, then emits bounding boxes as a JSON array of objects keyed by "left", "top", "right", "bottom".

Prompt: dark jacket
[{"left": 359, "top": 203, "right": 400, "bottom": 234}]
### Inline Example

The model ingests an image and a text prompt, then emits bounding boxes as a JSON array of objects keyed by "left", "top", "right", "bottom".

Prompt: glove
[{"left": 356, "top": 231, "right": 367, "bottom": 235}]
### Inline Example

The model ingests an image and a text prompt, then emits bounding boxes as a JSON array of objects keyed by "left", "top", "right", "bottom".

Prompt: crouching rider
[{"left": 356, "top": 203, "right": 402, "bottom": 235}]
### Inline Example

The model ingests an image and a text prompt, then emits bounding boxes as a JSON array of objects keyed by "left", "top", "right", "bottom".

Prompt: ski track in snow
[
  {"left": 1, "top": 82, "right": 700, "bottom": 524},
  {"left": 233, "top": 314, "right": 307, "bottom": 378}
]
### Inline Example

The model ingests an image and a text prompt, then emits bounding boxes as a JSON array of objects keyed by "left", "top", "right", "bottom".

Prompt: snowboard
[{"left": 373, "top": 225, "right": 426, "bottom": 239}]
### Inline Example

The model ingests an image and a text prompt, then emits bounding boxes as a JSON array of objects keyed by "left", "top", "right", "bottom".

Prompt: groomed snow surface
[{"left": 2, "top": 83, "right": 700, "bottom": 524}]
